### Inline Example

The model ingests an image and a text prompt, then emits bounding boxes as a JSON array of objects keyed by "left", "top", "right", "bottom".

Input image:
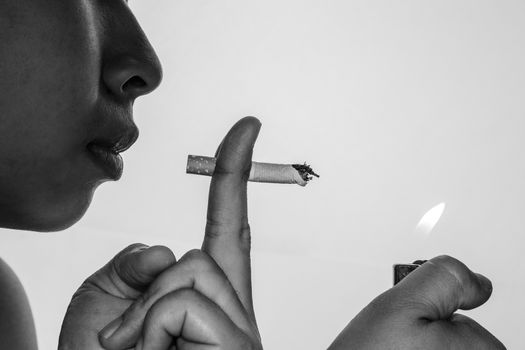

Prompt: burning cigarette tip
[{"left": 292, "top": 163, "right": 320, "bottom": 182}]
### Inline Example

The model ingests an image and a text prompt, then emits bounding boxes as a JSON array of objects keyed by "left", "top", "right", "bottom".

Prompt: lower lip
[{"left": 87, "top": 144, "right": 124, "bottom": 180}]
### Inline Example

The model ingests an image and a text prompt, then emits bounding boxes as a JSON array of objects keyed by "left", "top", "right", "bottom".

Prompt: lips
[
  {"left": 86, "top": 116, "right": 139, "bottom": 181},
  {"left": 87, "top": 143, "right": 124, "bottom": 180}
]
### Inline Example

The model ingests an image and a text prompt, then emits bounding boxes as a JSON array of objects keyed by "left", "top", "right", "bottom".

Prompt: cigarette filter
[
  {"left": 186, "top": 155, "right": 319, "bottom": 187},
  {"left": 393, "top": 260, "right": 427, "bottom": 285}
]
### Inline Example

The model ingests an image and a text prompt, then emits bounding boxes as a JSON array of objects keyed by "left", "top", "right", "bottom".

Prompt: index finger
[{"left": 202, "top": 116, "right": 261, "bottom": 318}]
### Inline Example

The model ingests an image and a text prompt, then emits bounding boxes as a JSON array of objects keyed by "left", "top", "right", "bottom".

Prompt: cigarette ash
[{"left": 292, "top": 163, "right": 320, "bottom": 183}]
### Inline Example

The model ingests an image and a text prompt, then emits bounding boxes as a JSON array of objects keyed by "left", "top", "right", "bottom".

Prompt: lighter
[{"left": 393, "top": 260, "right": 427, "bottom": 285}]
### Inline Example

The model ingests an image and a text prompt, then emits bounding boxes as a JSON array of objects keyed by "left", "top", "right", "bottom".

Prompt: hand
[
  {"left": 58, "top": 117, "right": 262, "bottom": 350},
  {"left": 102, "top": 116, "right": 262, "bottom": 349},
  {"left": 58, "top": 243, "right": 177, "bottom": 349},
  {"left": 102, "top": 249, "right": 260, "bottom": 350},
  {"left": 328, "top": 255, "right": 506, "bottom": 350}
]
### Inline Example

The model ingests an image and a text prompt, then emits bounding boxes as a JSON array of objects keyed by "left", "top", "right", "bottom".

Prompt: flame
[{"left": 415, "top": 202, "right": 446, "bottom": 236}]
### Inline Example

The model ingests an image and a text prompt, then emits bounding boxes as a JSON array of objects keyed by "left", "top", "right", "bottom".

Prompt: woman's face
[{"left": 0, "top": 0, "right": 162, "bottom": 231}]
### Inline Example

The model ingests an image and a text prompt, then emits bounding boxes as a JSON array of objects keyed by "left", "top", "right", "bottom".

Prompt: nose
[
  {"left": 102, "top": 27, "right": 163, "bottom": 101},
  {"left": 103, "top": 54, "right": 162, "bottom": 100},
  {"left": 103, "top": 49, "right": 163, "bottom": 101}
]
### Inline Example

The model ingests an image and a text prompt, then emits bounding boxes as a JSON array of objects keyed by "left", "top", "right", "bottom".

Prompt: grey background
[{"left": 1, "top": 1, "right": 523, "bottom": 348}]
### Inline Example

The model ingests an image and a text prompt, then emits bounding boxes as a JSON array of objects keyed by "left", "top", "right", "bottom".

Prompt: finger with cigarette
[{"left": 187, "top": 155, "right": 319, "bottom": 187}]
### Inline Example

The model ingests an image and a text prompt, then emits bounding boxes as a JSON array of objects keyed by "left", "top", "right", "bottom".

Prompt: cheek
[
  {"left": 0, "top": 1, "right": 101, "bottom": 163},
  {"left": 0, "top": 1, "right": 105, "bottom": 230}
]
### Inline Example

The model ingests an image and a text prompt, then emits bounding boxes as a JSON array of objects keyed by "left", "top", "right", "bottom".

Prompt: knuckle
[
  {"left": 144, "top": 301, "right": 165, "bottom": 327},
  {"left": 185, "top": 248, "right": 203, "bottom": 258},
  {"left": 183, "top": 249, "right": 206, "bottom": 262},
  {"left": 432, "top": 255, "right": 465, "bottom": 273},
  {"left": 205, "top": 218, "right": 226, "bottom": 239},
  {"left": 170, "top": 288, "right": 199, "bottom": 305},
  {"left": 145, "top": 290, "right": 197, "bottom": 326},
  {"left": 182, "top": 249, "right": 213, "bottom": 272},
  {"left": 205, "top": 219, "right": 252, "bottom": 251},
  {"left": 431, "top": 255, "right": 473, "bottom": 287},
  {"left": 432, "top": 254, "right": 458, "bottom": 266}
]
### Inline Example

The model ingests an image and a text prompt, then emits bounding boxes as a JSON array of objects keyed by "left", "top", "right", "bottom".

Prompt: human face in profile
[{"left": 0, "top": 0, "right": 162, "bottom": 231}]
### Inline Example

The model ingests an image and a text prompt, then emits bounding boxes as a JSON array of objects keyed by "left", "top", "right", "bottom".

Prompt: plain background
[{"left": 1, "top": 0, "right": 524, "bottom": 348}]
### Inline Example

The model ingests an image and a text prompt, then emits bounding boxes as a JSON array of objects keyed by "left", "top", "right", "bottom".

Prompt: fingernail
[
  {"left": 130, "top": 245, "right": 150, "bottom": 254},
  {"left": 99, "top": 316, "right": 123, "bottom": 340}
]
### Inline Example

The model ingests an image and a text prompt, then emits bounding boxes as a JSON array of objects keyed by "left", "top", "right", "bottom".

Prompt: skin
[
  {"left": 328, "top": 256, "right": 506, "bottom": 350},
  {"left": 0, "top": 259, "right": 37, "bottom": 349},
  {"left": 0, "top": 0, "right": 161, "bottom": 232},
  {"left": 0, "top": 0, "right": 162, "bottom": 348},
  {"left": 59, "top": 118, "right": 263, "bottom": 349}
]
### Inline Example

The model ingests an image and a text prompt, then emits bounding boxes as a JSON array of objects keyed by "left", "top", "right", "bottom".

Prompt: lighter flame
[{"left": 415, "top": 202, "right": 446, "bottom": 236}]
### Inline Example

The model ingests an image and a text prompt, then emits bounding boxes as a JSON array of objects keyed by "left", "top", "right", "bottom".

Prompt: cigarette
[{"left": 186, "top": 155, "right": 319, "bottom": 186}]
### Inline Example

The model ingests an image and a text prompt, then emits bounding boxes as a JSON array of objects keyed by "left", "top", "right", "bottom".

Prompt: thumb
[
  {"left": 394, "top": 255, "right": 493, "bottom": 321},
  {"left": 91, "top": 244, "right": 176, "bottom": 299}
]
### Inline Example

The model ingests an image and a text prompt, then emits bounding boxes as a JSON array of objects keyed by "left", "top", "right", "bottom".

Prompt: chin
[
  {"left": 5, "top": 185, "right": 99, "bottom": 233},
  {"left": 39, "top": 186, "right": 99, "bottom": 232},
  {"left": 32, "top": 204, "right": 90, "bottom": 233}
]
